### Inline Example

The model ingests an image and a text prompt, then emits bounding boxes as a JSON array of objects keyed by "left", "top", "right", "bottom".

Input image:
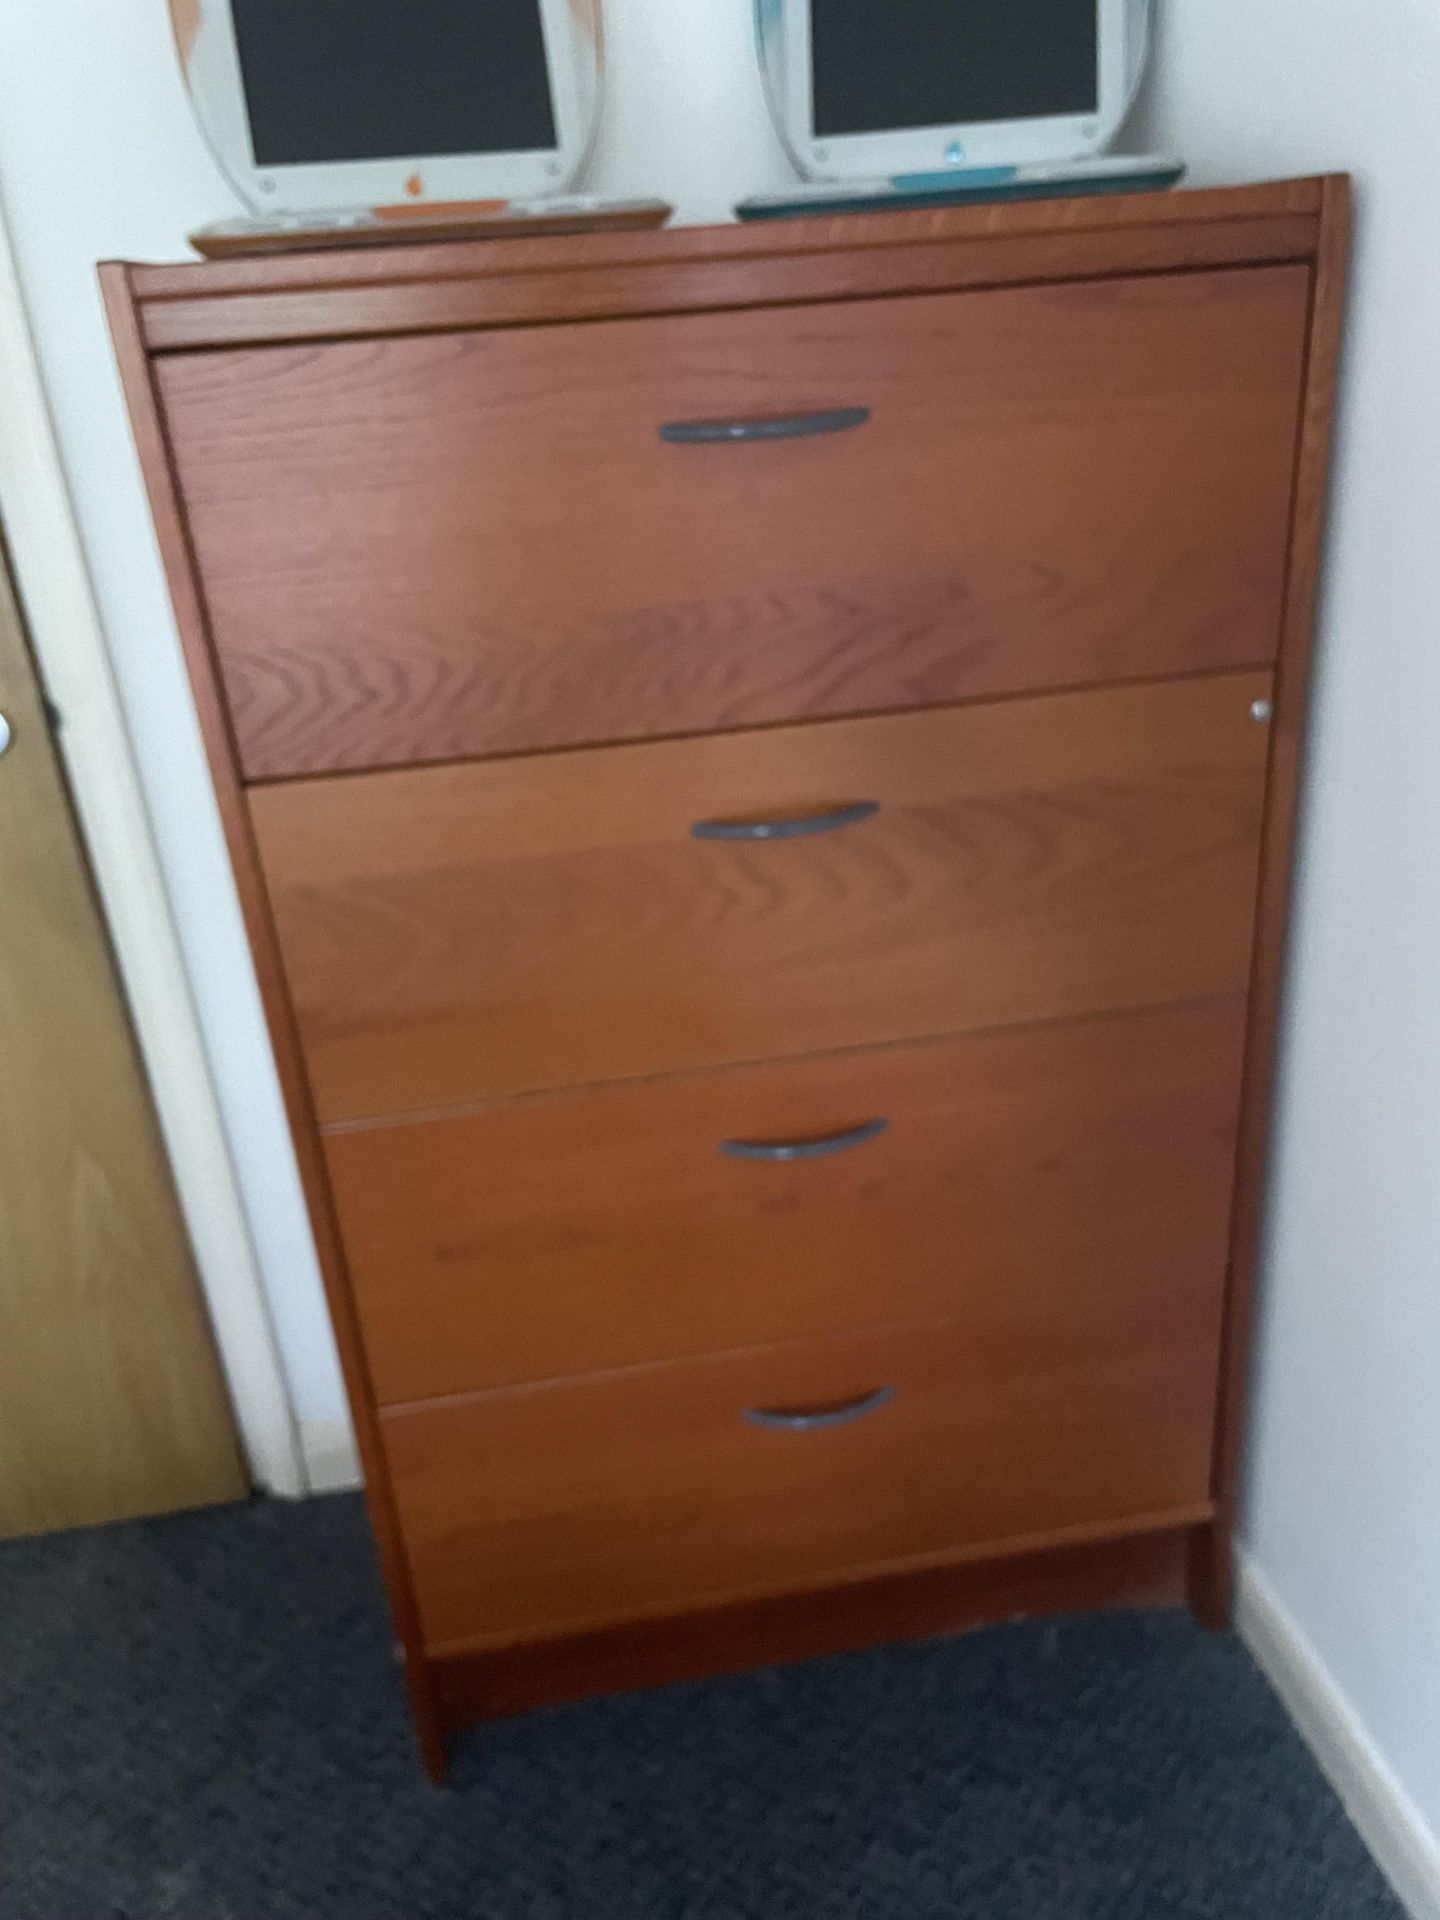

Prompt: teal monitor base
[{"left": 736, "top": 157, "right": 1186, "bottom": 222}]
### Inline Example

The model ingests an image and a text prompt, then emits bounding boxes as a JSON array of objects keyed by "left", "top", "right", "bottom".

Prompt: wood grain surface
[
  {"left": 101, "top": 265, "right": 450, "bottom": 1778},
  {"left": 430, "top": 1525, "right": 1191, "bottom": 1726},
  {"left": 383, "top": 1296, "right": 1221, "bottom": 1651},
  {"left": 161, "top": 267, "right": 1309, "bottom": 778},
  {"left": 253, "top": 670, "right": 1274, "bottom": 1122},
  {"left": 137, "top": 223, "right": 1320, "bottom": 355},
  {"left": 100, "top": 179, "right": 1349, "bottom": 1760},
  {"left": 0, "top": 533, "right": 245, "bottom": 1536},
  {"left": 131, "top": 176, "right": 1329, "bottom": 304},
  {"left": 124, "top": 178, "right": 1332, "bottom": 353},
  {"left": 330, "top": 1000, "right": 1248, "bottom": 1404}
]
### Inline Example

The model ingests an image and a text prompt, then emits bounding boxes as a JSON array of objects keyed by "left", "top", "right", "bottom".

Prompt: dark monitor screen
[
  {"left": 230, "top": 0, "right": 558, "bottom": 167},
  {"left": 811, "top": 0, "right": 1098, "bottom": 138}
]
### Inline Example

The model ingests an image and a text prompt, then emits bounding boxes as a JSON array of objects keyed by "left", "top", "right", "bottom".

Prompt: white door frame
[{"left": 0, "top": 193, "right": 305, "bottom": 1499}]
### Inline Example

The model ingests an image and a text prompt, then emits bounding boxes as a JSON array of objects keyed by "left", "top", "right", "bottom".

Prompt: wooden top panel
[
  {"left": 124, "top": 177, "right": 1330, "bottom": 298},
  {"left": 104, "top": 177, "right": 1335, "bottom": 351}
]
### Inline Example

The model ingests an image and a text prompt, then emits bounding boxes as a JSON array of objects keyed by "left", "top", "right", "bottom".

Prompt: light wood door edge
[
  {"left": 0, "top": 530, "right": 247, "bottom": 1532},
  {"left": 0, "top": 200, "right": 303, "bottom": 1496}
]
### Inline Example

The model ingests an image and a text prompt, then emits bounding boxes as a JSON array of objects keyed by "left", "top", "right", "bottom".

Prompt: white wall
[
  {"left": 1143, "top": 0, "right": 1440, "bottom": 1852},
  {"left": 591, "top": 0, "right": 792, "bottom": 219},
  {"left": 0, "top": 2, "right": 794, "bottom": 1440}
]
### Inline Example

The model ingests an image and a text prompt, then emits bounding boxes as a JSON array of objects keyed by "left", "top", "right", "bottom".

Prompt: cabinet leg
[
  {"left": 1186, "top": 1520, "right": 1234, "bottom": 1632},
  {"left": 400, "top": 1647, "right": 451, "bottom": 1786}
]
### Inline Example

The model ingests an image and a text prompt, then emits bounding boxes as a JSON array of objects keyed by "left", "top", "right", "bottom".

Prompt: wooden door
[{"left": 0, "top": 529, "right": 246, "bottom": 1537}]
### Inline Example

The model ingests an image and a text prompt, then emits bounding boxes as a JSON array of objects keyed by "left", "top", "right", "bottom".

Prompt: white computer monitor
[
  {"left": 171, "top": 0, "right": 601, "bottom": 215},
  {"left": 761, "top": 0, "right": 1139, "bottom": 181}
]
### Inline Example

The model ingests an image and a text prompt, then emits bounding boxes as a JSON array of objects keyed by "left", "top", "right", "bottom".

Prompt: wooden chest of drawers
[{"left": 104, "top": 175, "right": 1348, "bottom": 1782}]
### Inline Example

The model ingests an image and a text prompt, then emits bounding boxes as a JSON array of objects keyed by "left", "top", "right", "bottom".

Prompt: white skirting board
[
  {"left": 1236, "top": 1555, "right": 1440, "bottom": 1920},
  {"left": 299, "top": 1419, "right": 364, "bottom": 1496}
]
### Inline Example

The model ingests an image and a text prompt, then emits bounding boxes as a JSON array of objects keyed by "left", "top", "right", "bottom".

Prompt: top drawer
[{"left": 159, "top": 265, "right": 1310, "bottom": 781}]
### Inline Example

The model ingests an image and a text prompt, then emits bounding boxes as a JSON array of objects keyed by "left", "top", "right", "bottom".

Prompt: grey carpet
[{"left": 0, "top": 1493, "right": 1404, "bottom": 1920}]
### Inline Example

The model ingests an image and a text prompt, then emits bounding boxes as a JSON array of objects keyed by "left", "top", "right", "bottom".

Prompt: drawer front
[
  {"left": 384, "top": 1301, "right": 1221, "bottom": 1651},
  {"left": 253, "top": 671, "right": 1272, "bottom": 1123},
  {"left": 162, "top": 266, "right": 1309, "bottom": 779},
  {"left": 331, "top": 1000, "right": 1247, "bottom": 1404}
]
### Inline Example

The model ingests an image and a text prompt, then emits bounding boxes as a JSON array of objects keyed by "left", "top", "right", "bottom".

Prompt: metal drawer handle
[
  {"left": 691, "top": 801, "right": 879, "bottom": 843},
  {"left": 721, "top": 1119, "right": 888, "bottom": 1164},
  {"left": 658, "top": 407, "right": 870, "bottom": 445},
  {"left": 743, "top": 1387, "right": 897, "bottom": 1434}
]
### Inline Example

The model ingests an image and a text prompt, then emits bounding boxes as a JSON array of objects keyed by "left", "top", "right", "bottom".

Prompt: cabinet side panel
[
  {"left": 99, "top": 264, "right": 448, "bottom": 1782},
  {"left": 1198, "top": 176, "right": 1352, "bottom": 1626}
]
